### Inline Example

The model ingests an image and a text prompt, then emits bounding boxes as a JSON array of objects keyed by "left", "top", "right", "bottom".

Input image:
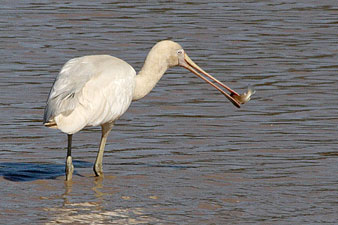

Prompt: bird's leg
[
  {"left": 93, "top": 123, "right": 113, "bottom": 177},
  {"left": 65, "top": 134, "right": 74, "bottom": 181}
]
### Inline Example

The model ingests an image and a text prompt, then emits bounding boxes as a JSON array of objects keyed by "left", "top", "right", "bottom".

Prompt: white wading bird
[{"left": 43, "top": 40, "right": 246, "bottom": 181}]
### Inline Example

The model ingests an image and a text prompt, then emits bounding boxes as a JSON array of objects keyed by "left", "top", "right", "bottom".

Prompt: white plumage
[
  {"left": 43, "top": 40, "right": 242, "bottom": 181},
  {"left": 44, "top": 55, "right": 135, "bottom": 134}
]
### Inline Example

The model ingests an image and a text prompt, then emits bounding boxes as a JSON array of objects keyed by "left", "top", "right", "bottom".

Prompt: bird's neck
[{"left": 132, "top": 51, "right": 169, "bottom": 101}]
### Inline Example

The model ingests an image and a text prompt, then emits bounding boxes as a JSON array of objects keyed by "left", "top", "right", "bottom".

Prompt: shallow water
[{"left": 1, "top": 1, "right": 338, "bottom": 224}]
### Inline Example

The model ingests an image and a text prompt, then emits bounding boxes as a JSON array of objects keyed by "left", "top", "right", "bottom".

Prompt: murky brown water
[{"left": 1, "top": 1, "right": 338, "bottom": 224}]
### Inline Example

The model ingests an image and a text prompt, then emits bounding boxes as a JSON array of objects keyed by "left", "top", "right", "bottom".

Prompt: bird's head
[
  {"left": 156, "top": 40, "right": 243, "bottom": 107},
  {"left": 146, "top": 40, "right": 249, "bottom": 107}
]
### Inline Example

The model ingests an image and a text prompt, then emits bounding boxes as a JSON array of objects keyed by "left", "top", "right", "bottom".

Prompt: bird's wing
[{"left": 43, "top": 56, "right": 101, "bottom": 123}]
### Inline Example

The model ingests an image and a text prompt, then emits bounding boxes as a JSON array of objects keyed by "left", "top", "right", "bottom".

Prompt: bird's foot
[
  {"left": 93, "top": 163, "right": 104, "bottom": 177},
  {"left": 65, "top": 156, "right": 74, "bottom": 181}
]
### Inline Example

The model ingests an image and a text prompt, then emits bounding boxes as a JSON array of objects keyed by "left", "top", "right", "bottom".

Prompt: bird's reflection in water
[
  {"left": 62, "top": 181, "right": 72, "bottom": 205},
  {"left": 92, "top": 176, "right": 106, "bottom": 199},
  {"left": 45, "top": 177, "right": 158, "bottom": 224}
]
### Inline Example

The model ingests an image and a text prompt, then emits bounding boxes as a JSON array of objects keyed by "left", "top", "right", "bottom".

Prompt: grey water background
[{"left": 1, "top": 1, "right": 337, "bottom": 224}]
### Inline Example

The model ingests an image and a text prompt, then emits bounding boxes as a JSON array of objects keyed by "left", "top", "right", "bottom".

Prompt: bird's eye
[{"left": 177, "top": 49, "right": 184, "bottom": 55}]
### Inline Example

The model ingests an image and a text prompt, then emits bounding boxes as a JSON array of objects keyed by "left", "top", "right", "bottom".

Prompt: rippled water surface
[{"left": 1, "top": 1, "right": 338, "bottom": 224}]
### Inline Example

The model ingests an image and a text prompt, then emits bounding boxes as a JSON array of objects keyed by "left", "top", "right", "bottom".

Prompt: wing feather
[
  {"left": 43, "top": 55, "right": 136, "bottom": 134},
  {"left": 43, "top": 56, "right": 95, "bottom": 123}
]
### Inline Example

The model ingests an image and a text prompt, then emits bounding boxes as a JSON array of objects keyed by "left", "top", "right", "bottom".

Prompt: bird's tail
[{"left": 44, "top": 119, "right": 58, "bottom": 129}]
